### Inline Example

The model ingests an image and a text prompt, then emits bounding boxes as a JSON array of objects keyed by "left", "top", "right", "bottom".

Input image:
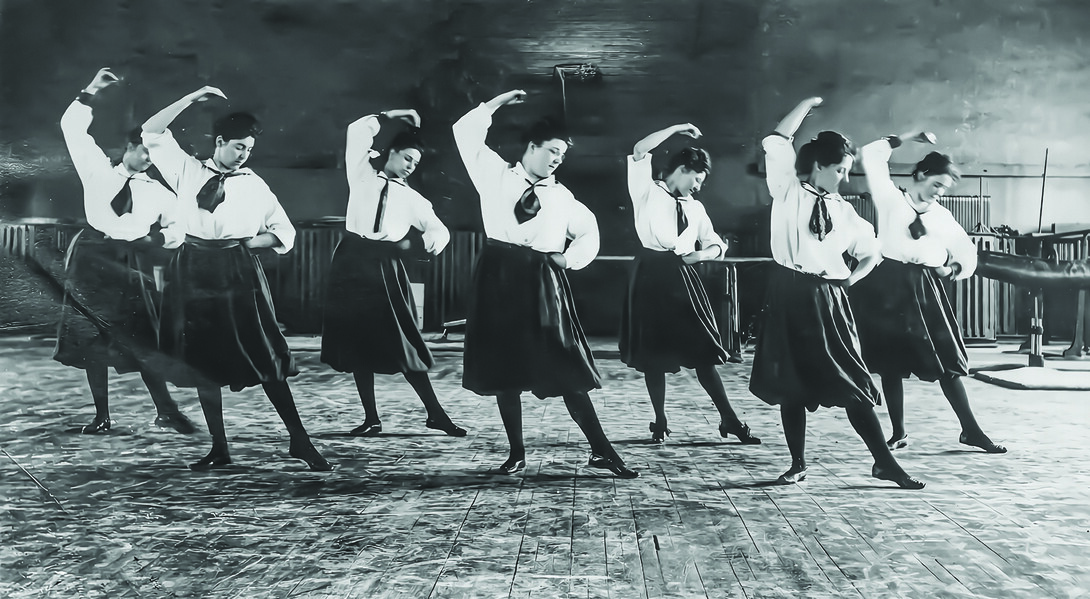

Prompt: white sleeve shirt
[
  {"left": 60, "top": 101, "right": 182, "bottom": 245},
  {"left": 142, "top": 129, "right": 296, "bottom": 254},
  {"left": 453, "top": 103, "right": 599, "bottom": 270},
  {"left": 627, "top": 154, "right": 727, "bottom": 257},
  {"left": 861, "top": 139, "right": 976, "bottom": 279},
  {"left": 343, "top": 115, "right": 450, "bottom": 254},
  {"left": 763, "top": 134, "right": 878, "bottom": 280}
]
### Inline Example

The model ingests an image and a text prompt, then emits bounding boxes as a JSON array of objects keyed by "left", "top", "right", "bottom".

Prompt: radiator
[{"left": 955, "top": 235, "right": 1016, "bottom": 341}]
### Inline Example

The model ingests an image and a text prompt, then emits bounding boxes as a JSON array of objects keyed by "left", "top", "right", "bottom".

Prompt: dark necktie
[
  {"left": 514, "top": 183, "right": 541, "bottom": 224},
  {"left": 909, "top": 212, "right": 927, "bottom": 239},
  {"left": 675, "top": 198, "right": 688, "bottom": 236},
  {"left": 111, "top": 176, "right": 134, "bottom": 216},
  {"left": 195, "top": 169, "right": 241, "bottom": 213},
  {"left": 373, "top": 177, "right": 391, "bottom": 233},
  {"left": 804, "top": 183, "right": 833, "bottom": 241}
]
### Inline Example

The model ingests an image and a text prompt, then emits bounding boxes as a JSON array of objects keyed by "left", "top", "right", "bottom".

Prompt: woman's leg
[
  {"left": 349, "top": 371, "right": 382, "bottom": 436},
  {"left": 190, "top": 384, "right": 231, "bottom": 470},
  {"left": 845, "top": 403, "right": 924, "bottom": 489},
  {"left": 779, "top": 403, "right": 807, "bottom": 481},
  {"left": 697, "top": 364, "right": 760, "bottom": 444},
  {"left": 82, "top": 365, "right": 112, "bottom": 433},
  {"left": 644, "top": 370, "right": 669, "bottom": 441},
  {"left": 564, "top": 391, "right": 639, "bottom": 478},
  {"left": 496, "top": 391, "right": 525, "bottom": 471},
  {"left": 404, "top": 370, "right": 466, "bottom": 436},
  {"left": 880, "top": 374, "right": 908, "bottom": 448},
  {"left": 263, "top": 380, "right": 333, "bottom": 471},
  {"left": 140, "top": 368, "right": 196, "bottom": 434},
  {"left": 941, "top": 375, "right": 1006, "bottom": 453}
]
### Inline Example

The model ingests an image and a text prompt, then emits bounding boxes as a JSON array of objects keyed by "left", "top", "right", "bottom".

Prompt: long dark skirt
[
  {"left": 850, "top": 259, "right": 969, "bottom": 381},
  {"left": 158, "top": 238, "right": 297, "bottom": 391},
  {"left": 53, "top": 230, "right": 163, "bottom": 373},
  {"left": 619, "top": 248, "right": 727, "bottom": 373},
  {"left": 320, "top": 234, "right": 431, "bottom": 374},
  {"left": 462, "top": 240, "right": 601, "bottom": 399},
  {"left": 749, "top": 265, "right": 880, "bottom": 411}
]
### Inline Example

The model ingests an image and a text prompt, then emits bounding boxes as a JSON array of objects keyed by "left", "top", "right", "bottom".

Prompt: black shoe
[
  {"left": 649, "top": 421, "right": 671, "bottom": 444},
  {"left": 886, "top": 434, "right": 909, "bottom": 450},
  {"left": 871, "top": 464, "right": 925, "bottom": 489},
  {"left": 155, "top": 413, "right": 197, "bottom": 435},
  {"left": 349, "top": 422, "right": 382, "bottom": 437},
  {"left": 189, "top": 450, "right": 232, "bottom": 471},
  {"left": 959, "top": 432, "right": 1007, "bottom": 454},
  {"left": 426, "top": 418, "right": 468, "bottom": 437},
  {"left": 719, "top": 421, "right": 761, "bottom": 444},
  {"left": 587, "top": 454, "right": 640, "bottom": 479},
  {"left": 777, "top": 465, "right": 808, "bottom": 484},
  {"left": 290, "top": 439, "right": 334, "bottom": 472},
  {"left": 496, "top": 457, "right": 526, "bottom": 474},
  {"left": 81, "top": 416, "right": 113, "bottom": 434}
]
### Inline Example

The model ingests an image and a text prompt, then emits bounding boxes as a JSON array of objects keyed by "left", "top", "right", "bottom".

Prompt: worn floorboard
[{"left": 2, "top": 336, "right": 1089, "bottom": 598}]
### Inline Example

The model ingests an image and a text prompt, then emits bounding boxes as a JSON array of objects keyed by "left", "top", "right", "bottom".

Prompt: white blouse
[
  {"left": 142, "top": 129, "right": 296, "bottom": 254},
  {"left": 627, "top": 154, "right": 727, "bottom": 256},
  {"left": 860, "top": 139, "right": 977, "bottom": 279},
  {"left": 344, "top": 115, "right": 450, "bottom": 254},
  {"left": 453, "top": 103, "right": 599, "bottom": 270},
  {"left": 60, "top": 101, "right": 182, "bottom": 245},
  {"left": 763, "top": 134, "right": 878, "bottom": 280}
]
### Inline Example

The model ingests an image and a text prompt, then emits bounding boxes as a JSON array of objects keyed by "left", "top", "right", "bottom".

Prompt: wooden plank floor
[{"left": 2, "top": 335, "right": 1088, "bottom": 598}]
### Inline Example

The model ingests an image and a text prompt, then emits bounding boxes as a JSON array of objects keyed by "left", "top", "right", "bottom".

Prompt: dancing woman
[
  {"left": 56, "top": 67, "right": 195, "bottom": 435},
  {"left": 452, "top": 89, "right": 637, "bottom": 478},
  {"left": 749, "top": 96, "right": 923, "bottom": 488},
  {"left": 619, "top": 123, "right": 761, "bottom": 445},
  {"left": 320, "top": 108, "right": 466, "bottom": 438},
  {"left": 853, "top": 133, "right": 1005, "bottom": 453},
  {"left": 142, "top": 85, "right": 331, "bottom": 471}
]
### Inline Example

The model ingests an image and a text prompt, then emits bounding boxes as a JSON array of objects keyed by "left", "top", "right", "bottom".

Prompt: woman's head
[
  {"left": 796, "top": 131, "right": 855, "bottom": 194},
  {"left": 909, "top": 151, "right": 960, "bottom": 209},
  {"left": 120, "top": 126, "right": 152, "bottom": 174},
  {"left": 520, "top": 117, "right": 572, "bottom": 180},
  {"left": 212, "top": 112, "right": 262, "bottom": 172},
  {"left": 380, "top": 131, "right": 425, "bottom": 179},
  {"left": 663, "top": 147, "right": 711, "bottom": 197}
]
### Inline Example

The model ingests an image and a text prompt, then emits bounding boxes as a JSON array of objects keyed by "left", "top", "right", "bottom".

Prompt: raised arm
[
  {"left": 60, "top": 68, "right": 121, "bottom": 178},
  {"left": 763, "top": 97, "right": 822, "bottom": 201},
  {"left": 345, "top": 108, "right": 420, "bottom": 185},
  {"left": 861, "top": 131, "right": 937, "bottom": 202},
  {"left": 773, "top": 96, "right": 822, "bottom": 139},
  {"left": 452, "top": 90, "right": 525, "bottom": 188},
  {"left": 484, "top": 89, "right": 526, "bottom": 112},
  {"left": 632, "top": 123, "right": 701, "bottom": 162},
  {"left": 141, "top": 85, "right": 226, "bottom": 135},
  {"left": 141, "top": 86, "right": 226, "bottom": 189}
]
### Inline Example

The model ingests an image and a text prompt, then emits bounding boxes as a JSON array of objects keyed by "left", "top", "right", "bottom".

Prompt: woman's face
[
  {"left": 384, "top": 148, "right": 422, "bottom": 180},
  {"left": 910, "top": 173, "right": 954, "bottom": 211},
  {"left": 666, "top": 166, "right": 707, "bottom": 197},
  {"left": 811, "top": 155, "right": 853, "bottom": 194}
]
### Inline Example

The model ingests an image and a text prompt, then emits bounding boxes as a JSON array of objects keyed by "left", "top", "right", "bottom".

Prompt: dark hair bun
[
  {"left": 912, "top": 151, "right": 961, "bottom": 182},
  {"left": 665, "top": 147, "right": 712, "bottom": 176},
  {"left": 795, "top": 130, "right": 856, "bottom": 175}
]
